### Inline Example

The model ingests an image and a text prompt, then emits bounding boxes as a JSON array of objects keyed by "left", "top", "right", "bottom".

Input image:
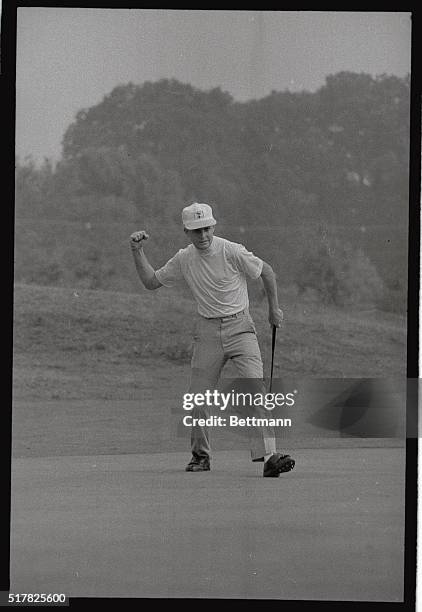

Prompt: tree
[{"left": 297, "top": 237, "right": 385, "bottom": 307}]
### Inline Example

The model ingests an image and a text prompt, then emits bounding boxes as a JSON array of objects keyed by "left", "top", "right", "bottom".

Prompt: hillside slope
[{"left": 13, "top": 283, "right": 407, "bottom": 401}]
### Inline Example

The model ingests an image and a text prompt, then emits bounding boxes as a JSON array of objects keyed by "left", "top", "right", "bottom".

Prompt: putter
[{"left": 269, "top": 324, "right": 277, "bottom": 393}]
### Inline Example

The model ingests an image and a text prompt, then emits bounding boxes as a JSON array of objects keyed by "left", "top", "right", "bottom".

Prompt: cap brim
[{"left": 184, "top": 218, "right": 217, "bottom": 230}]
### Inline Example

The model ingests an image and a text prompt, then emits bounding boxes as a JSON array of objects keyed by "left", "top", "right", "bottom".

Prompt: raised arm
[
  {"left": 130, "top": 231, "right": 163, "bottom": 290},
  {"left": 260, "top": 261, "right": 284, "bottom": 328}
]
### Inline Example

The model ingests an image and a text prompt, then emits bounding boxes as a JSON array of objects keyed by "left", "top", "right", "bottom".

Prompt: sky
[{"left": 15, "top": 9, "right": 412, "bottom": 164}]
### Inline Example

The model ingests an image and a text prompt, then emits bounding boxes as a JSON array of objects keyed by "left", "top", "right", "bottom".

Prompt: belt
[{"left": 205, "top": 309, "right": 246, "bottom": 322}]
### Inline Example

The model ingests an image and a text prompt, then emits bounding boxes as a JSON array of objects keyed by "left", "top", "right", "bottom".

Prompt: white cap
[{"left": 182, "top": 202, "right": 217, "bottom": 230}]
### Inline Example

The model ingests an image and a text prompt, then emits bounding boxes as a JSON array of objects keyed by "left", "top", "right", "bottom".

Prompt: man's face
[{"left": 185, "top": 226, "right": 215, "bottom": 250}]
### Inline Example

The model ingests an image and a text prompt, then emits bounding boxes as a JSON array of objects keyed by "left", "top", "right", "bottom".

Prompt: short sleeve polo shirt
[{"left": 155, "top": 236, "right": 263, "bottom": 318}]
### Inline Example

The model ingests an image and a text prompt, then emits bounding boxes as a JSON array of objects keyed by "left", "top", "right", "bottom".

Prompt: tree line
[{"left": 15, "top": 72, "right": 410, "bottom": 310}]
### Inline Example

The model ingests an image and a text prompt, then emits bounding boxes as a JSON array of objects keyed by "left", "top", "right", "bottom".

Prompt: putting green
[{"left": 10, "top": 446, "right": 405, "bottom": 600}]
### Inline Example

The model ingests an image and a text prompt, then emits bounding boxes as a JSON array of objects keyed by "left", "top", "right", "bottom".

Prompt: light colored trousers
[{"left": 188, "top": 310, "right": 276, "bottom": 461}]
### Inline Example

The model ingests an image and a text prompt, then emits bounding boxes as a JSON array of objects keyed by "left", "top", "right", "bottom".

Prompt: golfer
[{"left": 130, "top": 202, "right": 295, "bottom": 477}]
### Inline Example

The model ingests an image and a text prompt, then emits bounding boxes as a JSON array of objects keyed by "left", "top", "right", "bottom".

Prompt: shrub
[
  {"left": 66, "top": 246, "right": 116, "bottom": 290},
  {"left": 297, "top": 238, "right": 384, "bottom": 307}
]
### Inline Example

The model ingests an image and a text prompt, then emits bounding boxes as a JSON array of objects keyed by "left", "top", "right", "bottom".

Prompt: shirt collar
[{"left": 196, "top": 236, "right": 217, "bottom": 256}]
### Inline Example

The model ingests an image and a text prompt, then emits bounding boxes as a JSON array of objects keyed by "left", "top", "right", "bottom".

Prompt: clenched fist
[{"left": 130, "top": 230, "right": 150, "bottom": 250}]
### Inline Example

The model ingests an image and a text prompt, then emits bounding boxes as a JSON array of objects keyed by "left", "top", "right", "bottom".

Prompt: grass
[
  {"left": 14, "top": 217, "right": 408, "bottom": 312},
  {"left": 13, "top": 282, "right": 407, "bottom": 401}
]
